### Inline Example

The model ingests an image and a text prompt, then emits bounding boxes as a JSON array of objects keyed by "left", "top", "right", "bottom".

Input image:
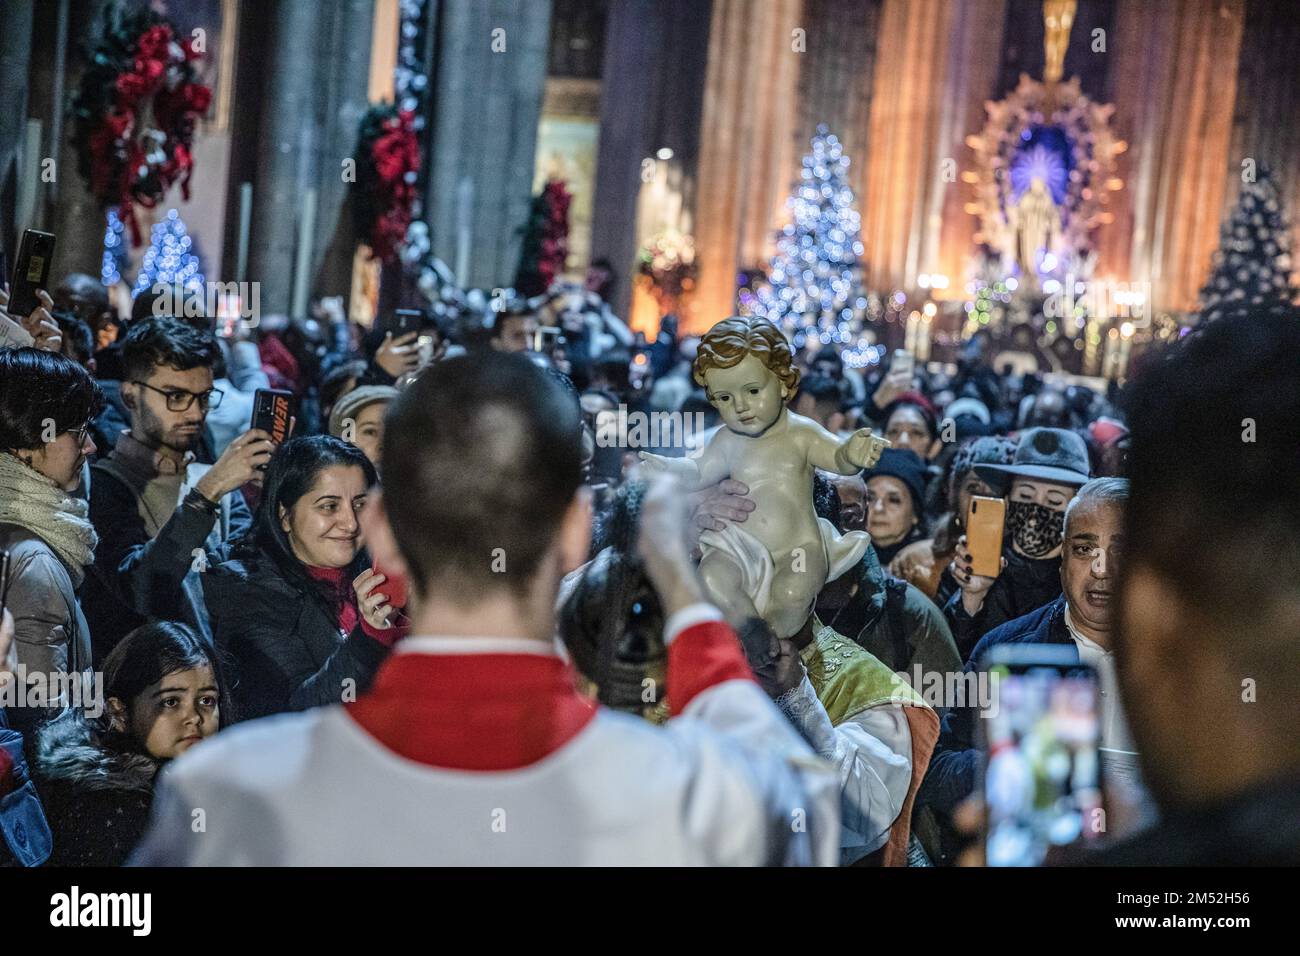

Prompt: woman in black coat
[
  {"left": 202, "top": 436, "right": 403, "bottom": 721},
  {"left": 34, "top": 621, "right": 225, "bottom": 866}
]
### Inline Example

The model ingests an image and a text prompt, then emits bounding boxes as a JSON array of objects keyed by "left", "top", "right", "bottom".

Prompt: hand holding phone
[
  {"left": 7, "top": 229, "right": 55, "bottom": 318},
  {"left": 873, "top": 349, "right": 915, "bottom": 409},
  {"left": 981, "top": 644, "right": 1103, "bottom": 866},
  {"left": 371, "top": 562, "right": 408, "bottom": 610},
  {"left": 374, "top": 330, "right": 421, "bottom": 379},
  {"left": 353, "top": 567, "right": 405, "bottom": 631}
]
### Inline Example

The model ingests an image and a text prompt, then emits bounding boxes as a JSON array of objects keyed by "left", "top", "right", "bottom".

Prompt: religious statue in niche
[
  {"left": 966, "top": 0, "right": 1124, "bottom": 285},
  {"left": 1008, "top": 176, "right": 1063, "bottom": 285},
  {"left": 639, "top": 316, "right": 889, "bottom": 638}
]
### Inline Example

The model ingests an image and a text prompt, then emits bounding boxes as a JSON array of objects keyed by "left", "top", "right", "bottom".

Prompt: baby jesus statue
[{"left": 640, "top": 316, "right": 889, "bottom": 638}]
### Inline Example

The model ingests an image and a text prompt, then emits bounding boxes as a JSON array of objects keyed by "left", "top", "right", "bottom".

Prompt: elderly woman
[
  {"left": 889, "top": 435, "right": 1017, "bottom": 602},
  {"left": 863, "top": 448, "right": 929, "bottom": 566}
]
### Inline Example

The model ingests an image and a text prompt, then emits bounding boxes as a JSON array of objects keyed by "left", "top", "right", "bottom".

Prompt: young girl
[
  {"left": 640, "top": 316, "right": 889, "bottom": 638},
  {"left": 34, "top": 621, "right": 226, "bottom": 866}
]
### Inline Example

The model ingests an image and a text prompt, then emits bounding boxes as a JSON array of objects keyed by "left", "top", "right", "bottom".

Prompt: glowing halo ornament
[{"left": 965, "top": 74, "right": 1125, "bottom": 278}]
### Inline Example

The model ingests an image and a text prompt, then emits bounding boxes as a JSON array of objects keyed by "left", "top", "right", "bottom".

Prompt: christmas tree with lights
[
  {"left": 1198, "top": 167, "right": 1298, "bottom": 321},
  {"left": 133, "top": 209, "right": 205, "bottom": 301},
  {"left": 101, "top": 207, "right": 129, "bottom": 288},
  {"left": 742, "top": 125, "right": 868, "bottom": 357}
]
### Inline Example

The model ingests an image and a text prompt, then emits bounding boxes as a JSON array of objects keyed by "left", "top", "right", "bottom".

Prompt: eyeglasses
[
  {"left": 132, "top": 381, "right": 225, "bottom": 412},
  {"left": 66, "top": 420, "right": 93, "bottom": 446}
]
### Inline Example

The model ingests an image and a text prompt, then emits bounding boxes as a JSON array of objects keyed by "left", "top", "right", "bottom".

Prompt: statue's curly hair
[{"left": 692, "top": 316, "right": 800, "bottom": 395}]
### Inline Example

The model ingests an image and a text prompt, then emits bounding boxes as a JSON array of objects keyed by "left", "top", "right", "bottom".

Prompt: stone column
[
  {"left": 589, "top": 0, "right": 713, "bottom": 325},
  {"left": 421, "top": 0, "right": 553, "bottom": 291},
  {"left": 692, "top": 0, "right": 803, "bottom": 331},
  {"left": 0, "top": 0, "right": 34, "bottom": 258},
  {"left": 239, "top": 0, "right": 374, "bottom": 315},
  {"left": 24, "top": 0, "right": 106, "bottom": 280}
]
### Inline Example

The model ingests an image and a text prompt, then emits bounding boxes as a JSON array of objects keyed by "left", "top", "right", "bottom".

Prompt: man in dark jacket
[
  {"left": 1093, "top": 307, "right": 1300, "bottom": 866},
  {"left": 83, "top": 318, "right": 275, "bottom": 661},
  {"left": 922, "top": 476, "right": 1131, "bottom": 817}
]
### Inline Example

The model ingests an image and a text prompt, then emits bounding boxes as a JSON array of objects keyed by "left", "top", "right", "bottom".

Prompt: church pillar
[{"left": 420, "top": 0, "right": 553, "bottom": 291}]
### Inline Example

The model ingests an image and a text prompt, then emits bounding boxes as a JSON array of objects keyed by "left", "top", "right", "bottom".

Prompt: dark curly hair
[{"left": 693, "top": 316, "right": 800, "bottom": 394}]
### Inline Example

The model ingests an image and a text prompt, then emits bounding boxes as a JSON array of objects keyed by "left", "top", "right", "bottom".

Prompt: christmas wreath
[
  {"left": 71, "top": 4, "right": 211, "bottom": 246},
  {"left": 353, "top": 104, "right": 421, "bottom": 263}
]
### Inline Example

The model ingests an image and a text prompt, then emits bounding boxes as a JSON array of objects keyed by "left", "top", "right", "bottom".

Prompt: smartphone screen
[
  {"left": 8, "top": 229, "right": 56, "bottom": 317},
  {"left": 251, "top": 389, "right": 294, "bottom": 452},
  {"left": 981, "top": 646, "right": 1103, "bottom": 866}
]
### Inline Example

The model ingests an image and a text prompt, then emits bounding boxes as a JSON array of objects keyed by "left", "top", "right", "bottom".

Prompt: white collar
[
  {"left": 1063, "top": 605, "right": 1110, "bottom": 655},
  {"left": 394, "top": 635, "right": 563, "bottom": 658}
]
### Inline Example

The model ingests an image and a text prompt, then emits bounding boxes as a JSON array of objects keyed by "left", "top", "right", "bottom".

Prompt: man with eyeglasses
[{"left": 83, "top": 317, "right": 281, "bottom": 663}]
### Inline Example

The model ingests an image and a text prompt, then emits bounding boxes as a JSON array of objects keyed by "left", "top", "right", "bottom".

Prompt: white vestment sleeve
[
  {"left": 670, "top": 679, "right": 842, "bottom": 865},
  {"left": 776, "top": 675, "right": 912, "bottom": 853},
  {"left": 663, "top": 610, "right": 840, "bottom": 865}
]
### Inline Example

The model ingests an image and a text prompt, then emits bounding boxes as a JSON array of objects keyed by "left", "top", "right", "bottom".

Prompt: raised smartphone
[
  {"left": 966, "top": 495, "right": 1006, "bottom": 578},
  {"left": 980, "top": 643, "right": 1103, "bottom": 866}
]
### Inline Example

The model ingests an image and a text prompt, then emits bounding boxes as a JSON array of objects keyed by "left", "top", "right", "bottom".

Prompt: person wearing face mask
[
  {"left": 203, "top": 436, "right": 405, "bottom": 720},
  {"left": 0, "top": 349, "right": 102, "bottom": 730},
  {"left": 890, "top": 436, "right": 1017, "bottom": 603},
  {"left": 943, "top": 427, "right": 1091, "bottom": 661},
  {"left": 33, "top": 621, "right": 225, "bottom": 866}
]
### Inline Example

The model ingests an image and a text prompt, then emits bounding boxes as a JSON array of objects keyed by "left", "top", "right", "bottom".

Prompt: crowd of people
[{"left": 1, "top": 260, "right": 1297, "bottom": 867}]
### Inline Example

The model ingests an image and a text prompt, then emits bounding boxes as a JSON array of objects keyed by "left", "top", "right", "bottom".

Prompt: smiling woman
[{"left": 201, "top": 435, "right": 407, "bottom": 720}]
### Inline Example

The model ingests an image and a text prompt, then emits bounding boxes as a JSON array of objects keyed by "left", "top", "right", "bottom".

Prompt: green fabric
[{"left": 801, "top": 618, "right": 929, "bottom": 727}]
